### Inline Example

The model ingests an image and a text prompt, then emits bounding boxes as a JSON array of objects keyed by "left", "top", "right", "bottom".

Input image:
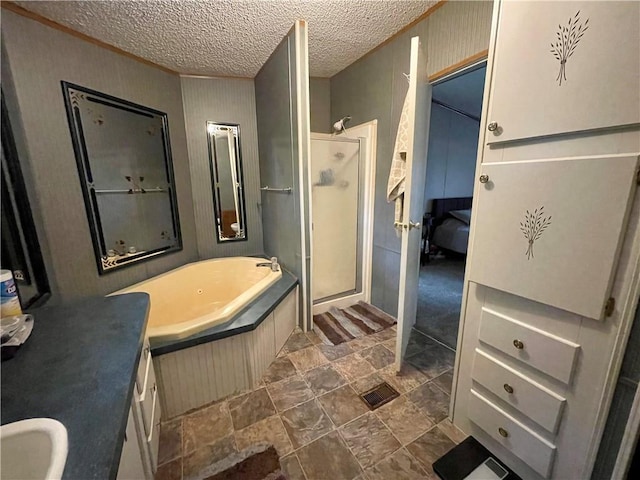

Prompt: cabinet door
[
  {"left": 486, "top": 1, "right": 640, "bottom": 144},
  {"left": 468, "top": 154, "right": 638, "bottom": 320},
  {"left": 117, "top": 407, "right": 146, "bottom": 480}
]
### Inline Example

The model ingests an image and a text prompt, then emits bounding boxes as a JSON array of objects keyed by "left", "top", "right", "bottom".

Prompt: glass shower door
[{"left": 311, "top": 137, "right": 362, "bottom": 303}]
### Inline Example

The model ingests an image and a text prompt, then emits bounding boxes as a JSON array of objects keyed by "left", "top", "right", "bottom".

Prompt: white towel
[{"left": 387, "top": 91, "right": 411, "bottom": 235}]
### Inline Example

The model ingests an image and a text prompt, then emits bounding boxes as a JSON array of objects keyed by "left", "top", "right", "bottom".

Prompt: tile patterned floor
[{"left": 155, "top": 327, "right": 464, "bottom": 480}]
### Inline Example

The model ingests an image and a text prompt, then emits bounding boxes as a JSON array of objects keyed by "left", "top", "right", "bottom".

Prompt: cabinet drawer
[
  {"left": 469, "top": 389, "right": 556, "bottom": 478},
  {"left": 472, "top": 349, "right": 566, "bottom": 433},
  {"left": 478, "top": 307, "right": 579, "bottom": 384}
]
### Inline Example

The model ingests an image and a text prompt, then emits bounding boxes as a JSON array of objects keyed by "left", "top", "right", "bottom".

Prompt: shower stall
[{"left": 310, "top": 121, "right": 376, "bottom": 314}]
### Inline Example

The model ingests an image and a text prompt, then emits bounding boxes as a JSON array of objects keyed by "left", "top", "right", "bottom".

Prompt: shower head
[{"left": 332, "top": 116, "right": 352, "bottom": 134}]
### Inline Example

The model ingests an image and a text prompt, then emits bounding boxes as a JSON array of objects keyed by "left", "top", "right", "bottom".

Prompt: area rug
[
  {"left": 313, "top": 301, "right": 397, "bottom": 346},
  {"left": 190, "top": 444, "right": 285, "bottom": 480}
]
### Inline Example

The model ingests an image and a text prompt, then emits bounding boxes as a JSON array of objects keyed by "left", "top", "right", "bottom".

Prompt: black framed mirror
[
  {"left": 206, "top": 122, "right": 247, "bottom": 242},
  {"left": 1, "top": 93, "right": 50, "bottom": 308},
  {"left": 61, "top": 82, "right": 182, "bottom": 274}
]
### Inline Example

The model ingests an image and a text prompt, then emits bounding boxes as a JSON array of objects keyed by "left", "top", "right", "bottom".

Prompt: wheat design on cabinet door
[
  {"left": 550, "top": 11, "right": 589, "bottom": 86},
  {"left": 520, "top": 207, "right": 552, "bottom": 260}
]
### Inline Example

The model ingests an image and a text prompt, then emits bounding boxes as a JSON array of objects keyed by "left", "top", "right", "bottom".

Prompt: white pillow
[{"left": 449, "top": 209, "right": 471, "bottom": 225}]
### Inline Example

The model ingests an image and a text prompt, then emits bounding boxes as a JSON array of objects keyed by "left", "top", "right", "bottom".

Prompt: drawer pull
[
  {"left": 503, "top": 383, "right": 514, "bottom": 394},
  {"left": 498, "top": 427, "right": 509, "bottom": 438},
  {"left": 513, "top": 339, "right": 524, "bottom": 350}
]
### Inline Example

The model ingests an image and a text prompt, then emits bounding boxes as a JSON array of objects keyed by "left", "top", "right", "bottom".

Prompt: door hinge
[{"left": 605, "top": 297, "right": 615, "bottom": 317}]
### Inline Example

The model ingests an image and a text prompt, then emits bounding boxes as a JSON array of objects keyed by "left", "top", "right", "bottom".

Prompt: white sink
[{"left": 0, "top": 418, "right": 68, "bottom": 480}]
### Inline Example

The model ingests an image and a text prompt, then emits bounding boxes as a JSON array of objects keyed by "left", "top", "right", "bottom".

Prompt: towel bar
[{"left": 260, "top": 186, "right": 292, "bottom": 193}]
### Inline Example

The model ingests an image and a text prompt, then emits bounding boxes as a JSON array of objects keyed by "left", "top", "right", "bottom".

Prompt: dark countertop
[
  {"left": 151, "top": 269, "right": 298, "bottom": 356},
  {"left": 1, "top": 293, "right": 150, "bottom": 480}
]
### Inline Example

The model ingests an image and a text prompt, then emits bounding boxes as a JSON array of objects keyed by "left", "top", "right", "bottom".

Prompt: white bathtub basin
[
  {"left": 0, "top": 418, "right": 68, "bottom": 480},
  {"left": 113, "top": 257, "right": 282, "bottom": 342}
]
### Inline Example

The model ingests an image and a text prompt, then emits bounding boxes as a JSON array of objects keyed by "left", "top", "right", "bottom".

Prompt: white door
[
  {"left": 395, "top": 36, "right": 431, "bottom": 371},
  {"left": 311, "top": 136, "right": 361, "bottom": 301}
]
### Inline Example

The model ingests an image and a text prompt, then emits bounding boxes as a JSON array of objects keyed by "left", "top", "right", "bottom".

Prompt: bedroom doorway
[{"left": 414, "top": 62, "right": 486, "bottom": 351}]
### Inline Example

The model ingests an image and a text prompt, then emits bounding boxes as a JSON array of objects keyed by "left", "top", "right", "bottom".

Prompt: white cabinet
[
  {"left": 453, "top": 1, "right": 640, "bottom": 477},
  {"left": 118, "top": 337, "right": 161, "bottom": 480},
  {"left": 117, "top": 407, "right": 146, "bottom": 480},
  {"left": 486, "top": 1, "right": 640, "bottom": 144}
]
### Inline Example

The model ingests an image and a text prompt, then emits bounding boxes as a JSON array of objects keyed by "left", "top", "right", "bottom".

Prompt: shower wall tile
[
  {"left": 1, "top": 10, "right": 198, "bottom": 304},
  {"left": 330, "top": 1, "right": 492, "bottom": 316},
  {"left": 181, "top": 76, "right": 264, "bottom": 259}
]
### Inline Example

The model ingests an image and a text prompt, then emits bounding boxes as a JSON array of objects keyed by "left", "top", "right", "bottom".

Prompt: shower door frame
[{"left": 310, "top": 120, "right": 377, "bottom": 316}]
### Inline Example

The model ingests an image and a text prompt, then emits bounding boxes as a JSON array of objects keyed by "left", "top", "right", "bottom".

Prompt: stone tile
[
  {"left": 339, "top": 412, "right": 401, "bottom": 469},
  {"left": 158, "top": 418, "right": 182, "bottom": 466},
  {"left": 182, "top": 434, "right": 237, "bottom": 478},
  {"left": 282, "top": 332, "right": 313, "bottom": 354},
  {"left": 267, "top": 375, "right": 315, "bottom": 412},
  {"left": 288, "top": 346, "right": 329, "bottom": 372},
  {"left": 350, "top": 372, "right": 385, "bottom": 394},
  {"left": 234, "top": 415, "right": 293, "bottom": 457},
  {"left": 406, "top": 427, "right": 456, "bottom": 475},
  {"left": 379, "top": 364, "right": 429, "bottom": 394},
  {"left": 406, "top": 382, "right": 450, "bottom": 424},
  {"left": 382, "top": 338, "right": 396, "bottom": 351},
  {"left": 334, "top": 353, "right": 377, "bottom": 381},
  {"left": 228, "top": 388, "right": 276, "bottom": 430},
  {"left": 280, "top": 399, "right": 334, "bottom": 449},
  {"left": 155, "top": 457, "right": 182, "bottom": 480},
  {"left": 348, "top": 335, "right": 379, "bottom": 351},
  {"left": 303, "top": 363, "right": 347, "bottom": 396},
  {"left": 437, "top": 419, "right": 467, "bottom": 444},
  {"left": 297, "top": 431, "right": 363, "bottom": 480},
  {"left": 375, "top": 396, "right": 434, "bottom": 445},
  {"left": 305, "top": 330, "right": 324, "bottom": 345},
  {"left": 406, "top": 338, "right": 455, "bottom": 380},
  {"left": 360, "top": 344, "right": 395, "bottom": 370},
  {"left": 370, "top": 327, "right": 397, "bottom": 342},
  {"left": 262, "top": 356, "right": 297, "bottom": 384},
  {"left": 316, "top": 341, "right": 355, "bottom": 361},
  {"left": 318, "top": 384, "right": 369, "bottom": 426},
  {"left": 432, "top": 369, "right": 453, "bottom": 395},
  {"left": 182, "top": 402, "right": 232, "bottom": 454},
  {"left": 280, "top": 454, "right": 307, "bottom": 480},
  {"left": 364, "top": 448, "right": 432, "bottom": 480}
]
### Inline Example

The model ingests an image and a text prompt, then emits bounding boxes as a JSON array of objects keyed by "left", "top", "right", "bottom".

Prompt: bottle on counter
[{"left": 1, "top": 269, "right": 22, "bottom": 318}]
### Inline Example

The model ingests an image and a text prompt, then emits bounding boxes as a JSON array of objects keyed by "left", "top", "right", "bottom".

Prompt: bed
[{"left": 422, "top": 197, "right": 473, "bottom": 262}]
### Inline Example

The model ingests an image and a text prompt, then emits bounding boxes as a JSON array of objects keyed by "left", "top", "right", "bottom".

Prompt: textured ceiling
[
  {"left": 433, "top": 65, "right": 486, "bottom": 118},
  {"left": 15, "top": 0, "right": 439, "bottom": 78}
]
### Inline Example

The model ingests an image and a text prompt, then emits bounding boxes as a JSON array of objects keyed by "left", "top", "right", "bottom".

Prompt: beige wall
[
  {"left": 180, "top": 76, "right": 264, "bottom": 259},
  {"left": 330, "top": 0, "right": 493, "bottom": 315},
  {"left": 1, "top": 10, "right": 198, "bottom": 304}
]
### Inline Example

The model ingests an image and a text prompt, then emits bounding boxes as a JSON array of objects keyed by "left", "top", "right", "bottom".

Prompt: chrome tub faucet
[{"left": 256, "top": 257, "right": 279, "bottom": 272}]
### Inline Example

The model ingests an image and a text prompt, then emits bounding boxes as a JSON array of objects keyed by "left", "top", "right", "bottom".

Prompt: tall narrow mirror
[
  {"left": 206, "top": 122, "right": 247, "bottom": 242},
  {"left": 62, "top": 82, "right": 182, "bottom": 274}
]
